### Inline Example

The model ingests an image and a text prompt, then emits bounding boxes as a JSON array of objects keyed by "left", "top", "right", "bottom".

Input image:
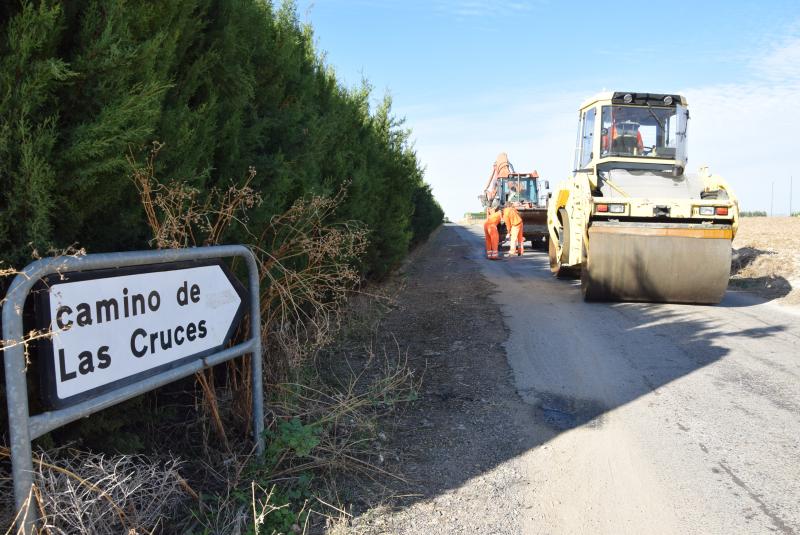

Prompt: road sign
[
  {"left": 35, "top": 260, "right": 247, "bottom": 408},
  {"left": 4, "top": 246, "right": 263, "bottom": 535}
]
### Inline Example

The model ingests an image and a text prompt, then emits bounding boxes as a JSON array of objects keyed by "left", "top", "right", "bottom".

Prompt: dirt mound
[{"left": 730, "top": 217, "right": 800, "bottom": 304}]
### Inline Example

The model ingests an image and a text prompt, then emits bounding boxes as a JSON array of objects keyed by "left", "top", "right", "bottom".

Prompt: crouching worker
[
  {"left": 483, "top": 207, "right": 502, "bottom": 259},
  {"left": 502, "top": 205, "right": 524, "bottom": 257}
]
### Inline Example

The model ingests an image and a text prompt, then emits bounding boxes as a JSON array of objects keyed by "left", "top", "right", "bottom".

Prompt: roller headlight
[
  {"left": 596, "top": 203, "right": 625, "bottom": 214},
  {"left": 608, "top": 204, "right": 625, "bottom": 214}
]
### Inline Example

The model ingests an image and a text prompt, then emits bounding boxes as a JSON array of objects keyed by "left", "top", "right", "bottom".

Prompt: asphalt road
[{"left": 453, "top": 223, "right": 800, "bottom": 535}]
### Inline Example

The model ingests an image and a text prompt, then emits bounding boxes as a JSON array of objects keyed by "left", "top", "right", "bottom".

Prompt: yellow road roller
[{"left": 547, "top": 92, "right": 739, "bottom": 304}]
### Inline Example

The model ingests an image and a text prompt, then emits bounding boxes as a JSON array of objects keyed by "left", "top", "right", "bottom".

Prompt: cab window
[{"left": 580, "top": 108, "right": 596, "bottom": 168}]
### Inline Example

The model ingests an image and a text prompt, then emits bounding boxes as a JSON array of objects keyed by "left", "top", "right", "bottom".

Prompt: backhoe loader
[{"left": 481, "top": 153, "right": 549, "bottom": 247}]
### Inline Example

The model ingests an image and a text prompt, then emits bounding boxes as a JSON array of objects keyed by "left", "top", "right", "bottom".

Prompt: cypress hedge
[{"left": 0, "top": 0, "right": 443, "bottom": 277}]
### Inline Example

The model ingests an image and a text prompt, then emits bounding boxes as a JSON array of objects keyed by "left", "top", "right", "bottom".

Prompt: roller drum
[{"left": 582, "top": 222, "right": 732, "bottom": 304}]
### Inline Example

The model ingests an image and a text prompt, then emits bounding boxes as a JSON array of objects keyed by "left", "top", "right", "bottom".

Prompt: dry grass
[
  {"left": 0, "top": 447, "right": 189, "bottom": 534},
  {"left": 269, "top": 347, "right": 419, "bottom": 479},
  {"left": 0, "top": 446, "right": 323, "bottom": 535},
  {"left": 731, "top": 216, "right": 800, "bottom": 302}
]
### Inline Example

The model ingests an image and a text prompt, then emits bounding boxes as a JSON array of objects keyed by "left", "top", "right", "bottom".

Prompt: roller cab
[{"left": 547, "top": 92, "right": 739, "bottom": 304}]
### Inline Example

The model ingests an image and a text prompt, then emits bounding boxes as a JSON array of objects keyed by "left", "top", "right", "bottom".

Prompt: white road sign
[{"left": 36, "top": 261, "right": 246, "bottom": 407}]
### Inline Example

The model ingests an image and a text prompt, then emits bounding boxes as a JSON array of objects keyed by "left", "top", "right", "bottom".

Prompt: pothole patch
[{"left": 536, "top": 392, "right": 607, "bottom": 430}]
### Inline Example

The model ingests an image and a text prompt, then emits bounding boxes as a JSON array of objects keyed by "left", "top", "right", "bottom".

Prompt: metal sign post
[{"left": 2, "top": 245, "right": 264, "bottom": 533}]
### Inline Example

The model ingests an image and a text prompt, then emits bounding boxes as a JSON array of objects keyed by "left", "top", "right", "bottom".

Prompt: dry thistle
[
  {"left": 128, "top": 142, "right": 262, "bottom": 250},
  {"left": 0, "top": 447, "right": 189, "bottom": 534}
]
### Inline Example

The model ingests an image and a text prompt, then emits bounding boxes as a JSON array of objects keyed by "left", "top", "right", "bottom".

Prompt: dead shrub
[
  {"left": 129, "top": 141, "right": 370, "bottom": 441},
  {"left": 129, "top": 141, "right": 262, "bottom": 250},
  {"left": 0, "top": 447, "right": 189, "bottom": 534},
  {"left": 254, "top": 190, "right": 369, "bottom": 381}
]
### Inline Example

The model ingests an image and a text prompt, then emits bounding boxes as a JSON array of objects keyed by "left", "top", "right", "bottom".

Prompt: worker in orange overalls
[
  {"left": 502, "top": 205, "right": 524, "bottom": 257},
  {"left": 483, "top": 207, "right": 502, "bottom": 259}
]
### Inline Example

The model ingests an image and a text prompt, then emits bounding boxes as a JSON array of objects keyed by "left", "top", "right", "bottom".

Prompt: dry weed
[
  {"left": 0, "top": 447, "right": 189, "bottom": 534},
  {"left": 254, "top": 190, "right": 369, "bottom": 381},
  {"left": 128, "top": 141, "right": 266, "bottom": 449},
  {"left": 0, "top": 244, "right": 87, "bottom": 364},
  {"left": 126, "top": 142, "right": 395, "bottom": 533},
  {"left": 129, "top": 142, "right": 262, "bottom": 250},
  {"left": 268, "top": 342, "right": 419, "bottom": 481},
  {"left": 128, "top": 141, "right": 370, "bottom": 439}
]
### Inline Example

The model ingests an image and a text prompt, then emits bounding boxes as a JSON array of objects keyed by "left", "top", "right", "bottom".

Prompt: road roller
[{"left": 547, "top": 91, "right": 739, "bottom": 304}]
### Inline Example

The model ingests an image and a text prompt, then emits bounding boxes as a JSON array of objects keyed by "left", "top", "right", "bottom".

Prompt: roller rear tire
[{"left": 549, "top": 209, "right": 579, "bottom": 278}]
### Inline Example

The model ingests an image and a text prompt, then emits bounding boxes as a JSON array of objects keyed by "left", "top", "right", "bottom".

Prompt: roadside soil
[
  {"left": 328, "top": 225, "right": 536, "bottom": 534},
  {"left": 730, "top": 216, "right": 800, "bottom": 304}
]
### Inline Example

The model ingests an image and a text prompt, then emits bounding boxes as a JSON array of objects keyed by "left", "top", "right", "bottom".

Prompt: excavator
[
  {"left": 480, "top": 153, "right": 550, "bottom": 248},
  {"left": 547, "top": 92, "right": 739, "bottom": 304}
]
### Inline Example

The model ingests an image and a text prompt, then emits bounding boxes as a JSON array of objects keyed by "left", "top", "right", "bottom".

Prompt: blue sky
[{"left": 296, "top": 0, "right": 800, "bottom": 218}]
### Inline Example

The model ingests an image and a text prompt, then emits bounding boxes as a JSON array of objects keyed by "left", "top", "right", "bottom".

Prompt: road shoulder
[{"left": 337, "top": 224, "right": 537, "bottom": 534}]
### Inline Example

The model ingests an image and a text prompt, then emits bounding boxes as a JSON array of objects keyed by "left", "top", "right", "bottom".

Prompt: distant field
[{"left": 731, "top": 216, "right": 800, "bottom": 303}]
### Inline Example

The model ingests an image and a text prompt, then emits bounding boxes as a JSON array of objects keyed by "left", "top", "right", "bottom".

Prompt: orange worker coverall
[
  {"left": 602, "top": 125, "right": 643, "bottom": 152},
  {"left": 503, "top": 206, "right": 524, "bottom": 256},
  {"left": 483, "top": 210, "right": 502, "bottom": 259}
]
